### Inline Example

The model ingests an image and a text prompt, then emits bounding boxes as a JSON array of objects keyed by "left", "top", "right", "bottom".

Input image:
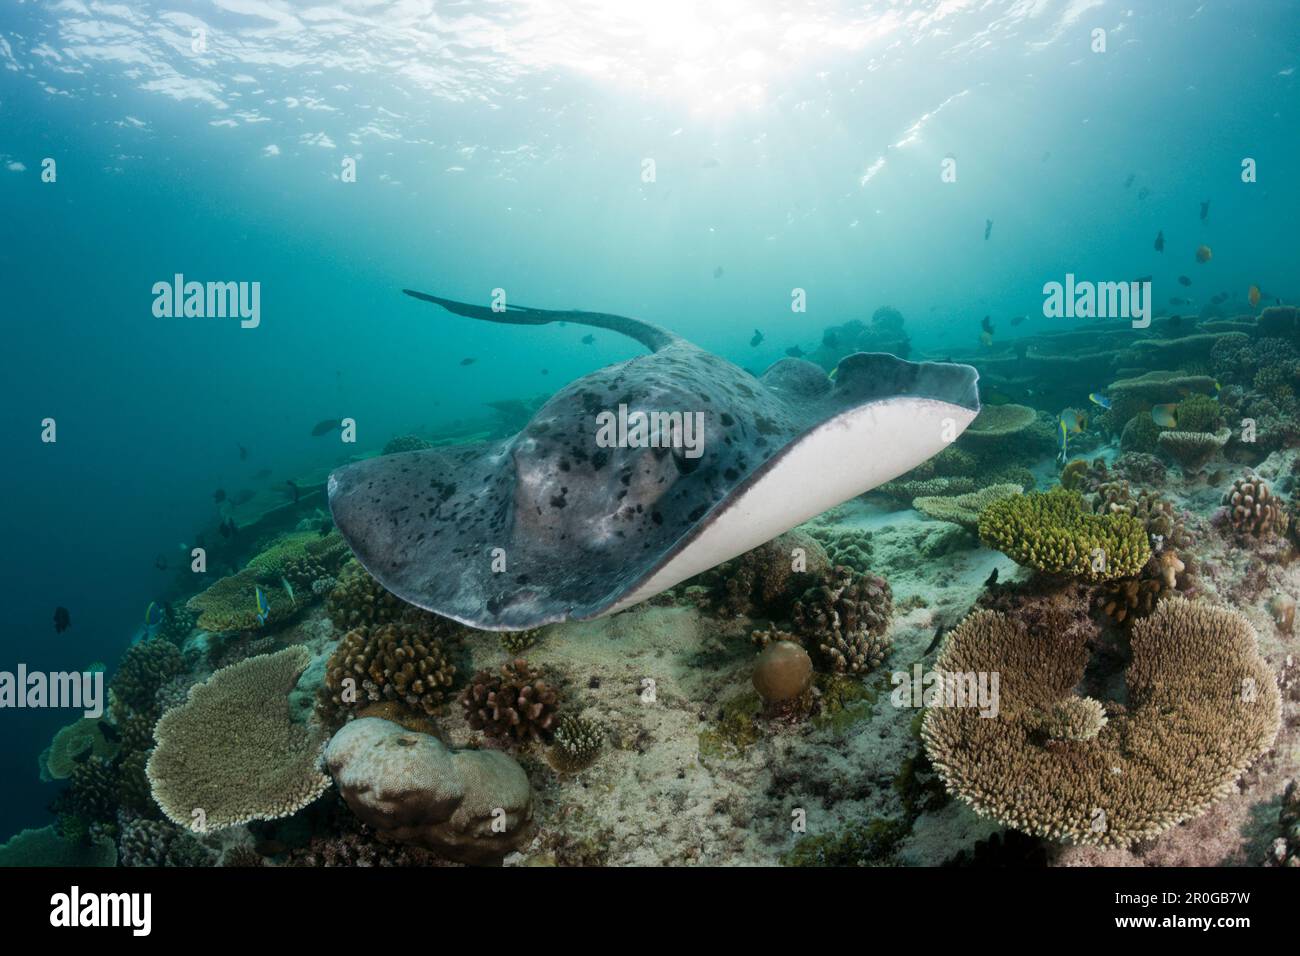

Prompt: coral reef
[
  {"left": 382, "top": 434, "right": 434, "bottom": 455},
  {"left": 118, "top": 814, "right": 215, "bottom": 867},
  {"left": 790, "top": 566, "right": 893, "bottom": 674},
  {"left": 913, "top": 483, "right": 1022, "bottom": 532},
  {"left": 1157, "top": 427, "right": 1231, "bottom": 471},
  {"left": 325, "top": 717, "right": 533, "bottom": 864},
  {"left": 460, "top": 659, "right": 561, "bottom": 745},
  {"left": 40, "top": 717, "right": 119, "bottom": 782},
  {"left": 147, "top": 646, "right": 330, "bottom": 832},
  {"left": 111, "top": 638, "right": 183, "bottom": 717},
  {"left": 547, "top": 714, "right": 605, "bottom": 774},
  {"left": 327, "top": 558, "right": 412, "bottom": 630},
  {"left": 1222, "top": 474, "right": 1289, "bottom": 538},
  {"left": 318, "top": 619, "right": 457, "bottom": 728},
  {"left": 922, "top": 601, "right": 1280, "bottom": 847},
  {"left": 187, "top": 568, "right": 296, "bottom": 632},
  {"left": 1267, "top": 780, "right": 1300, "bottom": 867},
  {"left": 978, "top": 487, "right": 1150, "bottom": 582},
  {"left": 751, "top": 640, "right": 814, "bottom": 716},
  {"left": 699, "top": 530, "right": 830, "bottom": 619},
  {"left": 0, "top": 825, "right": 117, "bottom": 867}
]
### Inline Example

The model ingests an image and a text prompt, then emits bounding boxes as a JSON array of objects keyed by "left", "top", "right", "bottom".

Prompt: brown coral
[
  {"left": 1223, "top": 474, "right": 1289, "bottom": 538},
  {"left": 700, "top": 530, "right": 830, "bottom": 618},
  {"left": 460, "top": 659, "right": 560, "bottom": 744},
  {"left": 319, "top": 619, "right": 457, "bottom": 728},
  {"left": 791, "top": 565, "right": 893, "bottom": 674},
  {"left": 326, "top": 559, "right": 411, "bottom": 630}
]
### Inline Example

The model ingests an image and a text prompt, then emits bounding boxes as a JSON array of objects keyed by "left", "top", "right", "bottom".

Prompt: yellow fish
[
  {"left": 1151, "top": 403, "right": 1178, "bottom": 428},
  {"left": 1059, "top": 408, "right": 1087, "bottom": 433},
  {"left": 1248, "top": 285, "right": 1261, "bottom": 307},
  {"left": 1195, "top": 244, "right": 1212, "bottom": 264}
]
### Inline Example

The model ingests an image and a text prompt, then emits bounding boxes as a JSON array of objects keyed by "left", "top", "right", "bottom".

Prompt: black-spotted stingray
[{"left": 328, "top": 291, "right": 981, "bottom": 630}]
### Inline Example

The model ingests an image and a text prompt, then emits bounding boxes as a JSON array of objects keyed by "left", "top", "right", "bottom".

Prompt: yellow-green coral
[
  {"left": 913, "top": 483, "right": 1023, "bottom": 532},
  {"left": 187, "top": 568, "right": 296, "bottom": 631},
  {"left": 977, "top": 487, "right": 1150, "bottom": 581},
  {"left": 962, "top": 404, "right": 1038, "bottom": 440},
  {"left": 39, "top": 718, "right": 119, "bottom": 782}
]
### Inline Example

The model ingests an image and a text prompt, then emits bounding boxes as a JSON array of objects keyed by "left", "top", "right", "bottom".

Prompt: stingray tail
[{"left": 403, "top": 289, "right": 680, "bottom": 354}]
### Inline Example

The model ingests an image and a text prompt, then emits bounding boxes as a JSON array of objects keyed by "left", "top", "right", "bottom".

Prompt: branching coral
[
  {"left": 1096, "top": 549, "right": 1191, "bottom": 625},
  {"left": 547, "top": 714, "right": 605, "bottom": 774},
  {"left": 699, "top": 530, "right": 830, "bottom": 618},
  {"left": 1157, "top": 427, "right": 1231, "bottom": 470},
  {"left": 791, "top": 566, "right": 893, "bottom": 674},
  {"left": 318, "top": 619, "right": 457, "bottom": 728},
  {"left": 460, "top": 659, "right": 561, "bottom": 745},
  {"left": 1222, "top": 474, "right": 1289, "bottom": 538},
  {"left": 978, "top": 487, "right": 1150, "bottom": 582},
  {"left": 922, "top": 601, "right": 1280, "bottom": 847},
  {"left": 913, "top": 483, "right": 1022, "bottom": 532},
  {"left": 110, "top": 639, "right": 183, "bottom": 718},
  {"left": 326, "top": 558, "right": 411, "bottom": 630},
  {"left": 146, "top": 646, "right": 330, "bottom": 832}
]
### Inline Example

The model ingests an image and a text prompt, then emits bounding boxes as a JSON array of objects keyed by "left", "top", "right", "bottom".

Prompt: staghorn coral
[
  {"left": 978, "top": 487, "right": 1150, "bottom": 582},
  {"left": 318, "top": 619, "right": 457, "bottom": 728},
  {"left": 460, "top": 659, "right": 561, "bottom": 745},
  {"left": 547, "top": 714, "right": 605, "bottom": 774},
  {"left": 791, "top": 565, "right": 893, "bottom": 675},
  {"left": 922, "top": 601, "right": 1280, "bottom": 847},
  {"left": 146, "top": 646, "right": 330, "bottom": 832},
  {"left": 912, "top": 483, "right": 1022, "bottom": 532},
  {"left": 1222, "top": 474, "right": 1289, "bottom": 538},
  {"left": 327, "top": 558, "right": 411, "bottom": 630}
]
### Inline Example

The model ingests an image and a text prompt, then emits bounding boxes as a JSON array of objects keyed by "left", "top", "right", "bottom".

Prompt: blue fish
[
  {"left": 255, "top": 586, "right": 271, "bottom": 626},
  {"left": 1088, "top": 392, "right": 1111, "bottom": 410},
  {"left": 144, "top": 601, "right": 165, "bottom": 628}
]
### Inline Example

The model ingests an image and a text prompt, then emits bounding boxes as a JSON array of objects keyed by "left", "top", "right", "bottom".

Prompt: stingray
[{"left": 328, "top": 291, "right": 981, "bottom": 630}]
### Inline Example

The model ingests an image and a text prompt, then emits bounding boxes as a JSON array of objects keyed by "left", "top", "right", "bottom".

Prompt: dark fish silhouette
[
  {"left": 923, "top": 624, "right": 948, "bottom": 656},
  {"left": 713, "top": 266, "right": 724, "bottom": 279},
  {"left": 981, "top": 316, "right": 995, "bottom": 335},
  {"left": 540, "top": 368, "right": 549, "bottom": 375},
  {"left": 581, "top": 334, "right": 595, "bottom": 345},
  {"left": 311, "top": 419, "right": 340, "bottom": 437},
  {"left": 219, "top": 517, "right": 237, "bottom": 539},
  {"left": 1010, "top": 315, "right": 1026, "bottom": 326},
  {"left": 1137, "top": 187, "right": 1150, "bottom": 200},
  {"left": 98, "top": 722, "right": 119, "bottom": 743},
  {"left": 1178, "top": 275, "right": 1191, "bottom": 286},
  {"left": 53, "top": 607, "right": 71, "bottom": 634},
  {"left": 238, "top": 444, "right": 248, "bottom": 461},
  {"left": 459, "top": 357, "right": 477, "bottom": 365},
  {"left": 785, "top": 345, "right": 805, "bottom": 358},
  {"left": 1124, "top": 173, "right": 1134, "bottom": 188},
  {"left": 213, "top": 489, "right": 226, "bottom": 504},
  {"left": 984, "top": 219, "right": 992, "bottom": 240},
  {"left": 1200, "top": 200, "right": 1210, "bottom": 221},
  {"left": 286, "top": 480, "right": 300, "bottom": 504},
  {"left": 154, "top": 555, "right": 168, "bottom": 571},
  {"left": 750, "top": 329, "right": 764, "bottom": 347},
  {"left": 1154, "top": 230, "right": 1164, "bottom": 252},
  {"left": 983, "top": 567, "right": 999, "bottom": 588}
]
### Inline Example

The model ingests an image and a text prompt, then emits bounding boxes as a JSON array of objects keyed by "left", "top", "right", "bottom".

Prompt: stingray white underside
[{"left": 603, "top": 395, "right": 979, "bottom": 616}]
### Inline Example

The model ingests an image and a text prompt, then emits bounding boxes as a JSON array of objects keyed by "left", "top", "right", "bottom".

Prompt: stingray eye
[{"left": 671, "top": 445, "right": 701, "bottom": 475}]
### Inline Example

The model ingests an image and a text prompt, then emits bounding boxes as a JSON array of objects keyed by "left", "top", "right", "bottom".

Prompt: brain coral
[
  {"left": 922, "top": 600, "right": 1280, "bottom": 847},
  {"left": 978, "top": 487, "right": 1150, "bottom": 582},
  {"left": 146, "top": 645, "right": 330, "bottom": 832}
]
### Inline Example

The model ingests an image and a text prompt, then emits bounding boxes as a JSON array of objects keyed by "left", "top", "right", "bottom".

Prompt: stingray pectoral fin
[{"left": 403, "top": 288, "right": 681, "bottom": 353}]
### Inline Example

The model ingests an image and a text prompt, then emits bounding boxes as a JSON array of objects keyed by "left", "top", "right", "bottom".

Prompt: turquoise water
[{"left": 1, "top": 0, "right": 1298, "bottom": 838}]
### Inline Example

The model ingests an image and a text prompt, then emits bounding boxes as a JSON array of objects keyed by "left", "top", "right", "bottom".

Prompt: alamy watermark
[
  {"left": 595, "top": 404, "right": 705, "bottom": 458},
  {"left": 0, "top": 665, "right": 103, "bottom": 718},
  {"left": 152, "top": 274, "right": 261, "bottom": 329},
  {"left": 891, "top": 664, "right": 1000, "bottom": 718},
  {"left": 1042, "top": 273, "right": 1151, "bottom": 329}
]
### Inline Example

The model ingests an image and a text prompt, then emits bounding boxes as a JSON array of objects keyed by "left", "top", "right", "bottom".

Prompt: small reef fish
[
  {"left": 750, "top": 329, "right": 764, "bottom": 347},
  {"left": 984, "top": 219, "right": 993, "bottom": 240},
  {"left": 1059, "top": 408, "right": 1088, "bottom": 433},
  {"left": 981, "top": 315, "right": 995, "bottom": 336},
  {"left": 1154, "top": 230, "right": 1164, "bottom": 252},
  {"left": 581, "top": 335, "right": 595, "bottom": 345},
  {"left": 713, "top": 266, "right": 724, "bottom": 279},
  {"left": 238, "top": 444, "right": 248, "bottom": 461},
  {"left": 785, "top": 345, "right": 805, "bottom": 358},
  {"left": 459, "top": 356, "right": 478, "bottom": 365},
  {"left": 1137, "top": 186, "right": 1150, "bottom": 200},
  {"left": 281, "top": 576, "right": 296, "bottom": 605},
  {"left": 1249, "top": 285, "right": 1261, "bottom": 307},
  {"left": 1200, "top": 200, "right": 1210, "bottom": 221},
  {"left": 983, "top": 568, "right": 999, "bottom": 588},
  {"left": 144, "top": 601, "right": 165, "bottom": 629},
  {"left": 1169, "top": 297, "right": 1192, "bottom": 306},
  {"left": 213, "top": 488, "right": 226, "bottom": 503},
  {"left": 1195, "top": 244, "right": 1212, "bottom": 263},
  {"left": 1178, "top": 275, "right": 1191, "bottom": 286},
  {"left": 255, "top": 586, "right": 271, "bottom": 626},
  {"left": 1124, "top": 173, "right": 1135, "bottom": 188},
  {"left": 1088, "top": 392, "right": 1111, "bottom": 410},
  {"left": 540, "top": 368, "right": 549, "bottom": 375},
  {"left": 1151, "top": 403, "right": 1179, "bottom": 428},
  {"left": 1010, "top": 314, "right": 1026, "bottom": 327},
  {"left": 979, "top": 331, "right": 994, "bottom": 347},
  {"left": 923, "top": 624, "right": 948, "bottom": 657},
  {"left": 311, "top": 419, "right": 340, "bottom": 437},
  {"left": 286, "top": 480, "right": 300, "bottom": 504},
  {"left": 53, "top": 606, "right": 71, "bottom": 634},
  {"left": 1056, "top": 418, "right": 1069, "bottom": 464}
]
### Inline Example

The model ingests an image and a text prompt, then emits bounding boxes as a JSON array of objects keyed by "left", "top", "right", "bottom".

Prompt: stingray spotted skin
[{"left": 328, "top": 291, "right": 980, "bottom": 630}]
